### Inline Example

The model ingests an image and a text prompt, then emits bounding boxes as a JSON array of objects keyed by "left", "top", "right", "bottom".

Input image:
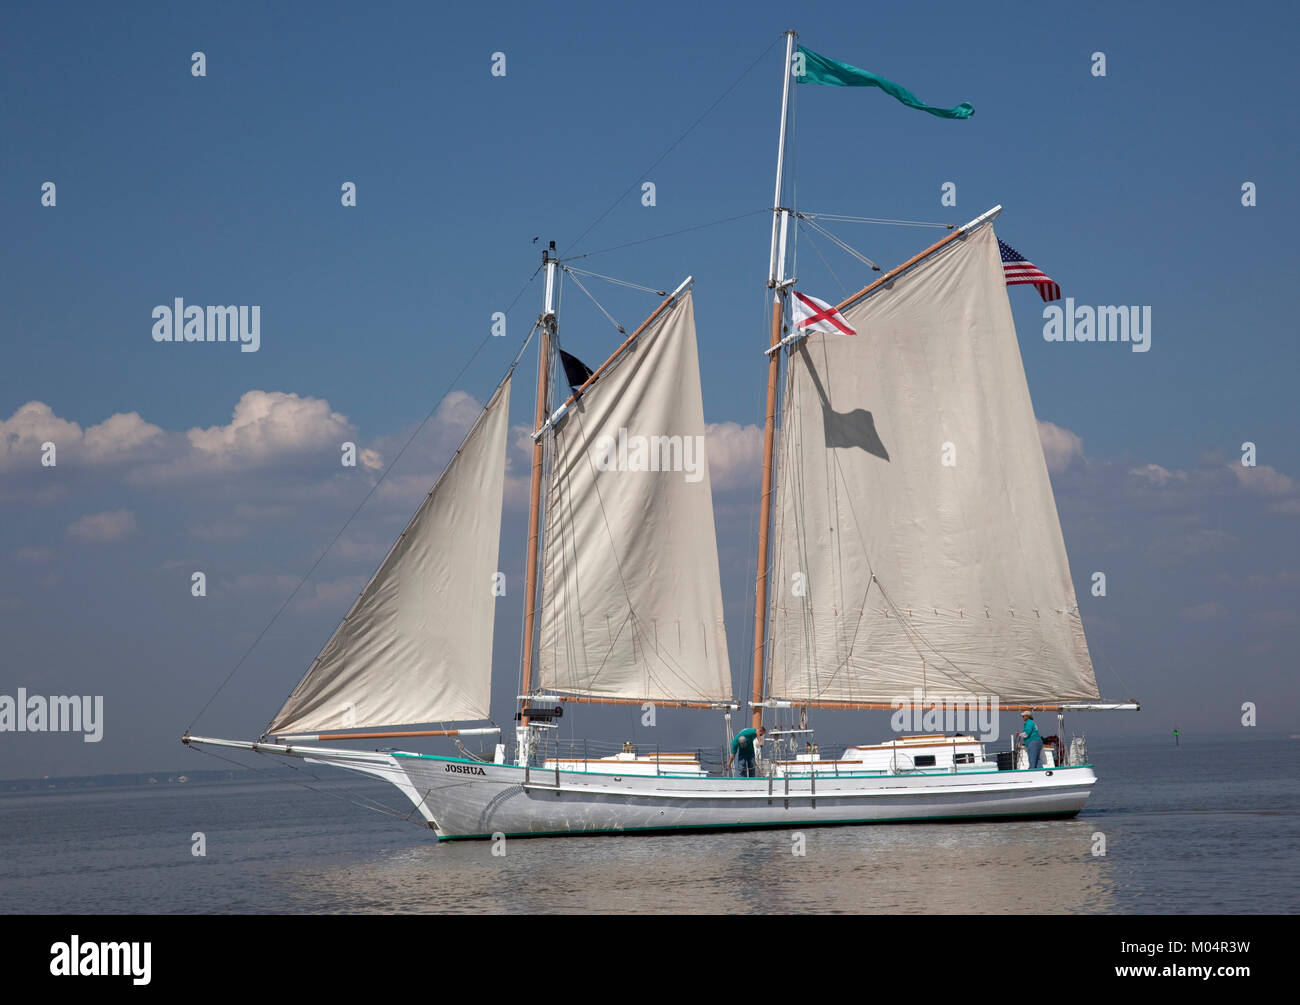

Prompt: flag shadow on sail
[{"left": 796, "top": 342, "right": 890, "bottom": 461}]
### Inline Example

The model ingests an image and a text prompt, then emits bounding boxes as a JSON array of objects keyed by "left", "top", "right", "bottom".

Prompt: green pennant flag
[{"left": 795, "top": 45, "right": 974, "bottom": 120}]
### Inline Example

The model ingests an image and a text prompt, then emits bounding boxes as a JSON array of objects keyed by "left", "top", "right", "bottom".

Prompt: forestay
[
  {"left": 767, "top": 223, "right": 1099, "bottom": 704},
  {"left": 267, "top": 375, "right": 512, "bottom": 734},
  {"left": 537, "top": 292, "right": 733, "bottom": 702}
]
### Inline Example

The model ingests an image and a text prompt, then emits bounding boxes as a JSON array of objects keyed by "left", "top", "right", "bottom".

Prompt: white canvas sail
[
  {"left": 537, "top": 292, "right": 732, "bottom": 702},
  {"left": 267, "top": 375, "right": 512, "bottom": 734},
  {"left": 767, "top": 222, "right": 1099, "bottom": 704}
]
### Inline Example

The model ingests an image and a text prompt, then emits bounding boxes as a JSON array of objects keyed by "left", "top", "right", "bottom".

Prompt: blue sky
[{"left": 2, "top": 0, "right": 1297, "bottom": 777}]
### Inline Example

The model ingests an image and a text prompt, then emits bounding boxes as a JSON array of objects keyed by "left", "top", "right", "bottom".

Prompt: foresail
[
  {"left": 267, "top": 375, "right": 512, "bottom": 735},
  {"left": 767, "top": 223, "right": 1099, "bottom": 704},
  {"left": 537, "top": 291, "right": 732, "bottom": 702}
]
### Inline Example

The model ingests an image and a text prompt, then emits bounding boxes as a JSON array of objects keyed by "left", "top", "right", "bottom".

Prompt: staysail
[
  {"left": 767, "top": 221, "right": 1099, "bottom": 704},
  {"left": 537, "top": 291, "right": 732, "bottom": 702},
  {"left": 267, "top": 375, "right": 512, "bottom": 735}
]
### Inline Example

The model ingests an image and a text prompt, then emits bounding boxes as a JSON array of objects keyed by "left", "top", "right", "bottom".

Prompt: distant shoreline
[
  {"left": 3, "top": 732, "right": 1293, "bottom": 791},
  {"left": 0, "top": 766, "right": 375, "bottom": 795}
]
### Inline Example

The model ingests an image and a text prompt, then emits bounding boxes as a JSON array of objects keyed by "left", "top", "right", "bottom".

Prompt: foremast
[{"left": 516, "top": 242, "right": 558, "bottom": 763}]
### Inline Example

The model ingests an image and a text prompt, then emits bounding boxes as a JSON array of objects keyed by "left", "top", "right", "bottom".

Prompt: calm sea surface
[{"left": 1, "top": 735, "right": 1295, "bottom": 914}]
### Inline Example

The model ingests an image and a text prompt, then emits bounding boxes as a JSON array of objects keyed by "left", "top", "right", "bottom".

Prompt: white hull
[
  {"left": 319, "top": 750, "right": 1093, "bottom": 840},
  {"left": 184, "top": 735, "right": 1096, "bottom": 840}
]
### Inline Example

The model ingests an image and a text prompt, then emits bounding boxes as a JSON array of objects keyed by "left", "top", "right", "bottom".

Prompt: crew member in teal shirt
[
  {"left": 1020, "top": 711, "right": 1044, "bottom": 769},
  {"left": 728, "top": 726, "right": 766, "bottom": 777}
]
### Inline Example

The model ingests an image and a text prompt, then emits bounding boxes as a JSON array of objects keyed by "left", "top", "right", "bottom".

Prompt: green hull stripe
[{"left": 436, "top": 809, "right": 1081, "bottom": 842}]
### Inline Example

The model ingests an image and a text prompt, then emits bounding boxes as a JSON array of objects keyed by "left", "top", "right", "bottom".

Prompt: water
[{"left": 1, "top": 735, "right": 1295, "bottom": 914}]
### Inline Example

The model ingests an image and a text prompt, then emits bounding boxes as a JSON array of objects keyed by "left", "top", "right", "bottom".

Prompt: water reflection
[{"left": 276, "top": 818, "right": 1116, "bottom": 914}]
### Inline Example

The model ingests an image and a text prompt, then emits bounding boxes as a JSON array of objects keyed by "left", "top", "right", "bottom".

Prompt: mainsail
[
  {"left": 537, "top": 291, "right": 732, "bottom": 702},
  {"left": 267, "top": 375, "right": 512, "bottom": 735},
  {"left": 767, "top": 221, "right": 1099, "bottom": 705}
]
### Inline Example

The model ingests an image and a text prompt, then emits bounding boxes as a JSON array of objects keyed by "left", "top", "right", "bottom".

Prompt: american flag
[{"left": 999, "top": 239, "right": 1060, "bottom": 302}]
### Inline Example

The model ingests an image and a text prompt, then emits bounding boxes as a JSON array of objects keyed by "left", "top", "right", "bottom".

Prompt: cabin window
[
  {"left": 913, "top": 755, "right": 936, "bottom": 767},
  {"left": 955, "top": 753, "right": 975, "bottom": 764}
]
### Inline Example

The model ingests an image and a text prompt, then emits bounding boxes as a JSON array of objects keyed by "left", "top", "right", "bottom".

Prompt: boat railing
[{"left": 525, "top": 734, "right": 726, "bottom": 775}]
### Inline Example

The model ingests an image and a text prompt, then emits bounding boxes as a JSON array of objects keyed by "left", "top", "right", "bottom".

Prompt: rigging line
[
  {"left": 799, "top": 337, "right": 994, "bottom": 699},
  {"left": 771, "top": 353, "right": 802, "bottom": 696},
  {"left": 562, "top": 266, "right": 668, "bottom": 296},
  {"left": 760, "top": 285, "right": 804, "bottom": 712},
  {"left": 273, "top": 752, "right": 430, "bottom": 823},
  {"left": 824, "top": 442, "right": 994, "bottom": 698},
  {"left": 791, "top": 358, "right": 828, "bottom": 704},
  {"left": 776, "top": 340, "right": 825, "bottom": 705},
  {"left": 510, "top": 317, "right": 544, "bottom": 371},
  {"left": 562, "top": 267, "right": 627, "bottom": 335},
  {"left": 556, "top": 450, "right": 586, "bottom": 695},
  {"left": 784, "top": 336, "right": 841, "bottom": 703},
  {"left": 188, "top": 265, "right": 542, "bottom": 733},
  {"left": 742, "top": 286, "right": 777, "bottom": 712},
  {"left": 798, "top": 216, "right": 880, "bottom": 272},
  {"left": 541, "top": 423, "right": 713, "bottom": 699},
  {"left": 1089, "top": 634, "right": 1136, "bottom": 698},
  {"left": 564, "top": 208, "right": 770, "bottom": 263},
  {"left": 789, "top": 70, "right": 799, "bottom": 279},
  {"left": 454, "top": 738, "right": 488, "bottom": 762},
  {"left": 550, "top": 448, "right": 597, "bottom": 695},
  {"left": 794, "top": 338, "right": 988, "bottom": 698},
  {"left": 798, "top": 228, "right": 850, "bottom": 300},
  {"left": 559, "top": 35, "right": 782, "bottom": 258},
  {"left": 185, "top": 743, "right": 425, "bottom": 826},
  {"left": 871, "top": 577, "right": 998, "bottom": 697},
  {"left": 564, "top": 394, "right": 715, "bottom": 699},
  {"left": 810, "top": 332, "right": 876, "bottom": 703},
  {"left": 799, "top": 212, "right": 952, "bottom": 229},
  {"left": 543, "top": 394, "right": 630, "bottom": 695},
  {"left": 521, "top": 322, "right": 559, "bottom": 703},
  {"left": 775, "top": 318, "right": 819, "bottom": 705}
]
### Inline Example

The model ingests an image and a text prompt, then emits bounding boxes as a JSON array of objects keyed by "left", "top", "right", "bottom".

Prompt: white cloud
[
  {"left": 186, "top": 391, "right": 352, "bottom": 467},
  {"left": 83, "top": 411, "right": 165, "bottom": 458},
  {"left": 15, "top": 547, "right": 55, "bottom": 564},
  {"left": 1254, "top": 609, "right": 1299, "bottom": 627},
  {"left": 1127, "top": 463, "right": 1188, "bottom": 486},
  {"left": 1232, "top": 463, "right": 1296, "bottom": 497},
  {"left": 1037, "top": 420, "right": 1084, "bottom": 474},
  {"left": 1237, "top": 569, "right": 1300, "bottom": 591},
  {"left": 0, "top": 402, "right": 162, "bottom": 472},
  {"left": 432, "top": 390, "right": 485, "bottom": 435},
  {"left": 1152, "top": 527, "right": 1236, "bottom": 558},
  {"left": 219, "top": 572, "right": 366, "bottom": 613},
  {"left": 1109, "top": 456, "right": 1300, "bottom": 518},
  {"left": 222, "top": 572, "right": 302, "bottom": 594},
  {"left": 0, "top": 402, "right": 80, "bottom": 470},
  {"left": 1180, "top": 601, "right": 1226, "bottom": 623},
  {"left": 504, "top": 423, "right": 537, "bottom": 508},
  {"left": 705, "top": 421, "right": 763, "bottom": 491},
  {"left": 67, "top": 509, "right": 138, "bottom": 542}
]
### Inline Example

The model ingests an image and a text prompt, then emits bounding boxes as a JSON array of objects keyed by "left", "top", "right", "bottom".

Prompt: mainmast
[
  {"left": 751, "top": 29, "right": 797, "bottom": 731},
  {"left": 518, "top": 241, "right": 557, "bottom": 743}
]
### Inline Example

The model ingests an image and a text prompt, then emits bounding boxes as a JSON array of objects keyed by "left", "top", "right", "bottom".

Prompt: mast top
[{"left": 542, "top": 240, "right": 558, "bottom": 320}]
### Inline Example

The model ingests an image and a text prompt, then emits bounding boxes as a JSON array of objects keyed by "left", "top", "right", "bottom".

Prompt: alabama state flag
[{"left": 791, "top": 291, "right": 857, "bottom": 335}]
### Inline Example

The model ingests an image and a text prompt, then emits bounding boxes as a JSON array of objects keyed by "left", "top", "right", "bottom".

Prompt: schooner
[{"left": 185, "top": 30, "right": 1137, "bottom": 839}]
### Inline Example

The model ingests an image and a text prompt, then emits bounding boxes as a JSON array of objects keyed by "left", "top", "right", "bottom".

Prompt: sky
[{"left": 2, "top": 0, "right": 1297, "bottom": 778}]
